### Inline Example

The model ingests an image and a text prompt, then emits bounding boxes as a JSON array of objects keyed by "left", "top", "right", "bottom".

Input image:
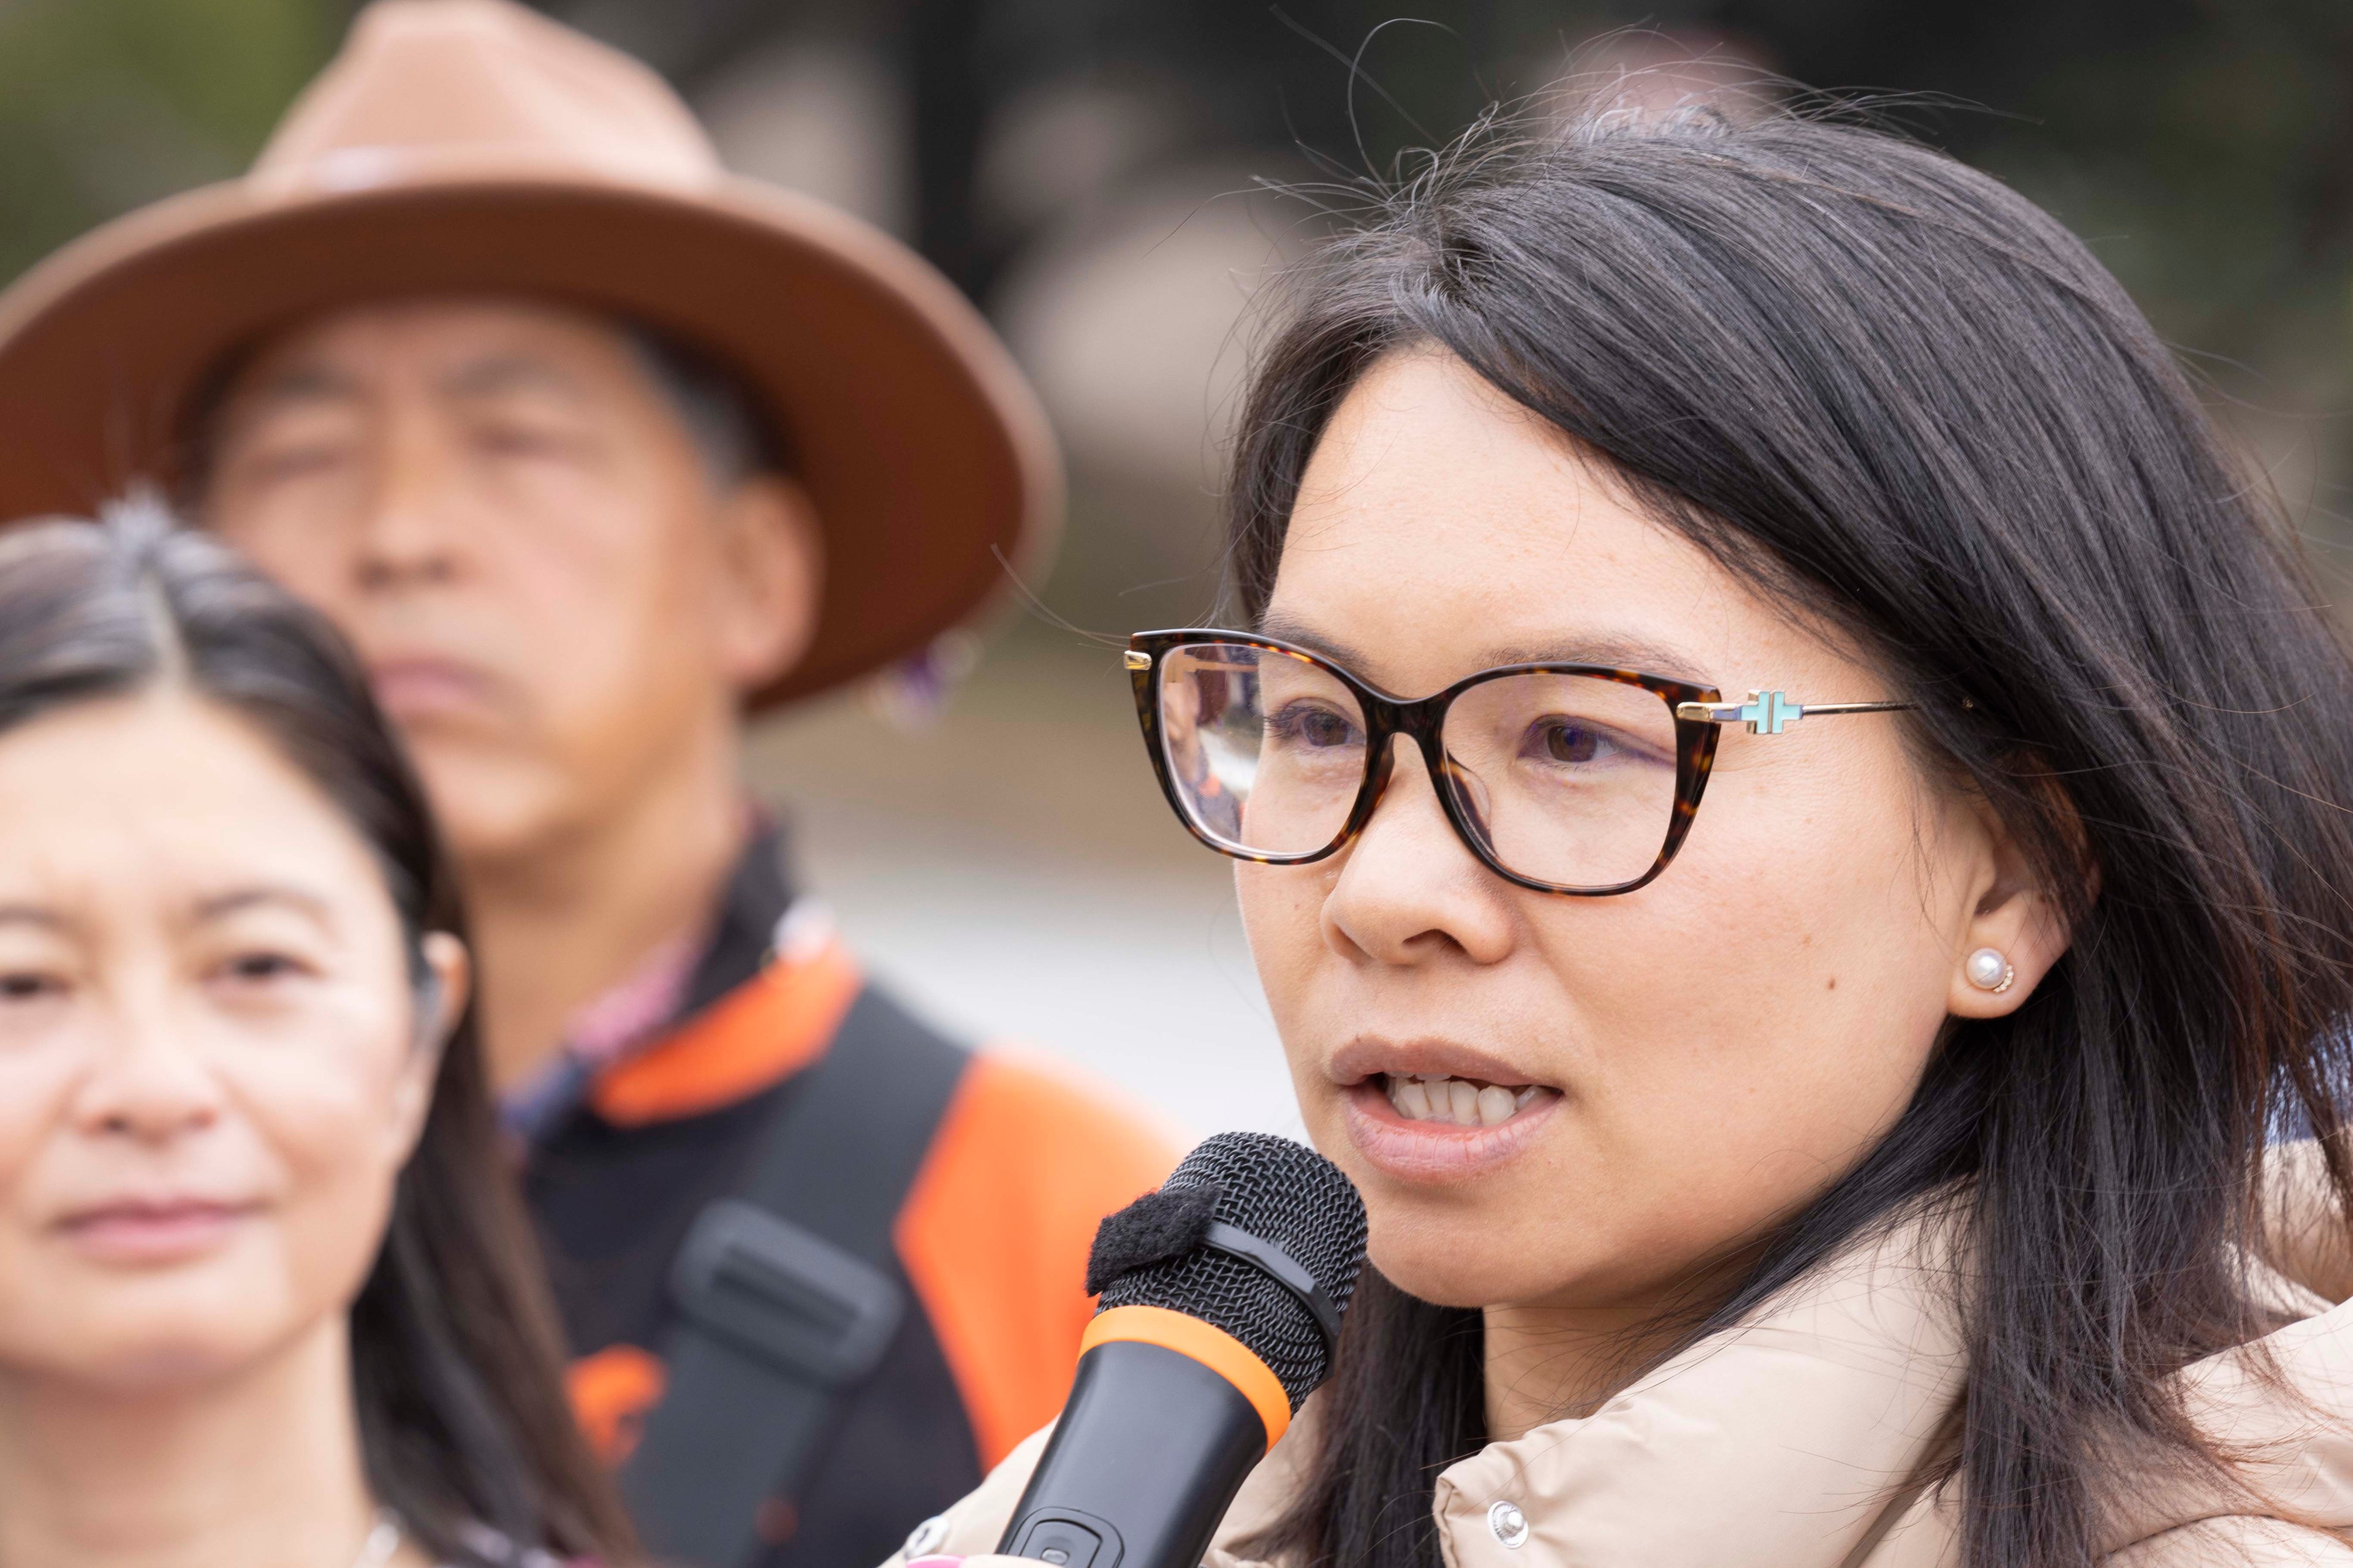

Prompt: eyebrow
[
  {"left": 1254, "top": 612, "right": 1713, "bottom": 688},
  {"left": 0, "top": 888, "right": 335, "bottom": 941},
  {"left": 192, "top": 885, "right": 336, "bottom": 928},
  {"left": 438, "top": 352, "right": 587, "bottom": 404},
  {"left": 216, "top": 352, "right": 588, "bottom": 446},
  {"left": 225, "top": 362, "right": 365, "bottom": 418}
]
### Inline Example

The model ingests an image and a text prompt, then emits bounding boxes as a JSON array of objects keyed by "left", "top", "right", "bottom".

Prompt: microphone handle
[{"left": 996, "top": 1339, "right": 1270, "bottom": 1568}]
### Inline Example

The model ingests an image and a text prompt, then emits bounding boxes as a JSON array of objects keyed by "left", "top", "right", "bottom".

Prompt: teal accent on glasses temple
[{"left": 1674, "top": 690, "right": 1912, "bottom": 735}]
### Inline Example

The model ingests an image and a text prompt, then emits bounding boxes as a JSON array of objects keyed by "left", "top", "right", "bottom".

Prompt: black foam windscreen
[
  {"left": 1094, "top": 1132, "right": 1368, "bottom": 1408},
  {"left": 1086, "top": 1186, "right": 1218, "bottom": 1296}
]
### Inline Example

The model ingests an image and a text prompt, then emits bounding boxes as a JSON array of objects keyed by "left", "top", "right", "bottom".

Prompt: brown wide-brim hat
[{"left": 0, "top": 0, "right": 1058, "bottom": 708}]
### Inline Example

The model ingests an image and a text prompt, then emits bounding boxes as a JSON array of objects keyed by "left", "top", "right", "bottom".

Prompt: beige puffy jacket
[{"left": 886, "top": 1159, "right": 2353, "bottom": 1567}]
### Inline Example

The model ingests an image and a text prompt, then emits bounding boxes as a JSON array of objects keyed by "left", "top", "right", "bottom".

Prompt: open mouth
[{"left": 1377, "top": 1072, "right": 1556, "bottom": 1128}]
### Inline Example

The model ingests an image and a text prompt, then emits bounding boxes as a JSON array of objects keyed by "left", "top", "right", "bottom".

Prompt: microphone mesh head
[{"left": 1096, "top": 1131, "right": 1368, "bottom": 1408}]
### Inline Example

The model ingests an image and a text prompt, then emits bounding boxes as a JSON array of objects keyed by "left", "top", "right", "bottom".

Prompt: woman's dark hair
[
  {"left": 1230, "top": 102, "right": 2353, "bottom": 1567},
  {"left": 0, "top": 501, "right": 637, "bottom": 1567}
]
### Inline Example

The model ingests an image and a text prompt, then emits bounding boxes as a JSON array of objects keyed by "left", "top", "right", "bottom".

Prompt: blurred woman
[
  {"left": 900, "top": 103, "right": 2353, "bottom": 1566},
  {"left": 0, "top": 508, "right": 633, "bottom": 1567}
]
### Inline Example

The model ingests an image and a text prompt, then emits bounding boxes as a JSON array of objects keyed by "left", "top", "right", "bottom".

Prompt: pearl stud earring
[{"left": 1965, "top": 947, "right": 2016, "bottom": 995}]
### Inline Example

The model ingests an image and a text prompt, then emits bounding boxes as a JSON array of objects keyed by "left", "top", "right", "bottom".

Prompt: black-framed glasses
[{"left": 1127, "top": 629, "right": 1912, "bottom": 896}]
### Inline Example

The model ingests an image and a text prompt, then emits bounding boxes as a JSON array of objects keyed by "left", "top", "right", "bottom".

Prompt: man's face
[{"left": 204, "top": 298, "right": 817, "bottom": 868}]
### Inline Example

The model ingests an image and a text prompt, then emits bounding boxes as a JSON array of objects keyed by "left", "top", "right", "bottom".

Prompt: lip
[
  {"left": 54, "top": 1198, "right": 263, "bottom": 1264},
  {"left": 1328, "top": 1036, "right": 1564, "bottom": 1184},
  {"left": 1327, "top": 1036, "right": 1556, "bottom": 1093},
  {"left": 367, "top": 655, "right": 499, "bottom": 721}
]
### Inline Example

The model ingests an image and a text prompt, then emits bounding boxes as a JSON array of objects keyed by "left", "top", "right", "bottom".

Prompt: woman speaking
[
  {"left": 904, "top": 101, "right": 2353, "bottom": 1566},
  {"left": 0, "top": 511, "right": 632, "bottom": 1566}
]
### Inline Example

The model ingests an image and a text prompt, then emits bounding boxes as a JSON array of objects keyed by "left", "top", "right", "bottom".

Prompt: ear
[
  {"left": 387, "top": 931, "right": 471, "bottom": 1161},
  {"left": 1946, "top": 793, "right": 2080, "bottom": 1020},
  {"left": 710, "top": 474, "right": 825, "bottom": 694}
]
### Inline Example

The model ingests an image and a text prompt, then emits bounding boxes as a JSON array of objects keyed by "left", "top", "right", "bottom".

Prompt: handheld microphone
[{"left": 996, "top": 1132, "right": 1368, "bottom": 1568}]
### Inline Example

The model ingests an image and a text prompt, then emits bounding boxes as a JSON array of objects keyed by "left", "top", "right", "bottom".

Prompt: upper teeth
[{"left": 1385, "top": 1074, "right": 1542, "bottom": 1127}]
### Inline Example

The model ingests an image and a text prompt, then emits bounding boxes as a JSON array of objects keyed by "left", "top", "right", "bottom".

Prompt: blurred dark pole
[
  {"left": 552, "top": 0, "right": 1504, "bottom": 307},
  {"left": 903, "top": 0, "right": 995, "bottom": 301},
  {"left": 553, "top": 0, "right": 1006, "bottom": 300}
]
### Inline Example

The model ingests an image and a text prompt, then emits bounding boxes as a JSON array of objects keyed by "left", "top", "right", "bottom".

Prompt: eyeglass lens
[{"left": 1157, "top": 643, "right": 1682, "bottom": 889}]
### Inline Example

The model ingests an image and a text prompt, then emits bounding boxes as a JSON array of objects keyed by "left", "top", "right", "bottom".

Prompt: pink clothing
[
  {"left": 561, "top": 928, "right": 702, "bottom": 1069},
  {"left": 498, "top": 925, "right": 703, "bottom": 1144}
]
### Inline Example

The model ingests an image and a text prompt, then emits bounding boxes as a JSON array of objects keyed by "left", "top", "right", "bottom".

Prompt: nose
[
  {"left": 354, "top": 499, "right": 463, "bottom": 593},
  {"left": 352, "top": 416, "right": 469, "bottom": 593},
  {"left": 1320, "top": 735, "right": 1516, "bottom": 966},
  {"left": 70, "top": 998, "right": 225, "bottom": 1145}
]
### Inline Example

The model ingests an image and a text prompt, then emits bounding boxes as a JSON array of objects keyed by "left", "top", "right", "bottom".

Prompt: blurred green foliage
[
  {"left": 1662, "top": 0, "right": 2353, "bottom": 461},
  {"left": 1218, "top": 0, "right": 2353, "bottom": 447},
  {"left": 0, "top": 0, "right": 335, "bottom": 280},
  {"left": 0, "top": 0, "right": 2348, "bottom": 525}
]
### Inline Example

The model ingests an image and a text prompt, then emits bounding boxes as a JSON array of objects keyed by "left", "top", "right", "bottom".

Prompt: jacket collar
[
  {"left": 1216, "top": 1172, "right": 2353, "bottom": 1568},
  {"left": 1428, "top": 1209, "right": 1970, "bottom": 1568},
  {"left": 509, "top": 822, "right": 862, "bottom": 1138},
  {"left": 671, "top": 819, "right": 798, "bottom": 1020}
]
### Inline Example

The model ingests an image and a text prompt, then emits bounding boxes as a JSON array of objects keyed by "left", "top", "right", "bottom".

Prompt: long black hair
[
  {"left": 0, "top": 504, "right": 637, "bottom": 1567},
  {"left": 1229, "top": 102, "right": 2353, "bottom": 1567}
]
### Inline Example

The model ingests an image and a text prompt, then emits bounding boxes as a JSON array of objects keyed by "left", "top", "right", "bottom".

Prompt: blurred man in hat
[{"left": 0, "top": 4, "right": 1178, "bottom": 1565}]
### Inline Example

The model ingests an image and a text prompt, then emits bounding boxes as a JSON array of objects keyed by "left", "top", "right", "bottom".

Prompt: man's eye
[
  {"left": 242, "top": 444, "right": 347, "bottom": 483},
  {"left": 476, "top": 423, "right": 580, "bottom": 458}
]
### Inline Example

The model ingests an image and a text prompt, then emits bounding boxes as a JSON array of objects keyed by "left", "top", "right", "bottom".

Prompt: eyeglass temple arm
[{"left": 1675, "top": 690, "right": 1912, "bottom": 736}]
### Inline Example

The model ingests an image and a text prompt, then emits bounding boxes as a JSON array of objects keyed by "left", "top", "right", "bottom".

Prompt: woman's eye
[
  {"left": 1269, "top": 702, "right": 1362, "bottom": 750},
  {"left": 214, "top": 951, "right": 310, "bottom": 986},
  {"left": 0, "top": 971, "right": 63, "bottom": 1002},
  {"left": 1527, "top": 718, "right": 1616, "bottom": 765}
]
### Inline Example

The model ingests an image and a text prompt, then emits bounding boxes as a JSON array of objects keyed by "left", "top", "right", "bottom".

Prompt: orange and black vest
[{"left": 529, "top": 833, "right": 1176, "bottom": 1567}]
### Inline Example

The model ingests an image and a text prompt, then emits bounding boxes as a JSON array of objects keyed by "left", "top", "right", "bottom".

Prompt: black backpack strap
[{"left": 621, "top": 985, "right": 971, "bottom": 1567}]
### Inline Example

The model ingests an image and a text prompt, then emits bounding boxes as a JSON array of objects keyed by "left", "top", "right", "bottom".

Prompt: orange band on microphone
[{"left": 1081, "top": 1304, "right": 1291, "bottom": 1449}]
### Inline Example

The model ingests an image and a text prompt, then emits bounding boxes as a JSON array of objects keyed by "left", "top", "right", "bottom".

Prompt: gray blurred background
[{"left": 7, "top": 0, "right": 2350, "bottom": 1135}]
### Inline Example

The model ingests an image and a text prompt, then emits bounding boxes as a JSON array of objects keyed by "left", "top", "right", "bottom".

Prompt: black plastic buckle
[{"left": 669, "top": 1197, "right": 904, "bottom": 1388}]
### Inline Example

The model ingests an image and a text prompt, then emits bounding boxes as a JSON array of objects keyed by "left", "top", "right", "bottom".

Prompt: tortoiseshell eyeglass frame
[{"left": 1126, "top": 628, "right": 1912, "bottom": 898}]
